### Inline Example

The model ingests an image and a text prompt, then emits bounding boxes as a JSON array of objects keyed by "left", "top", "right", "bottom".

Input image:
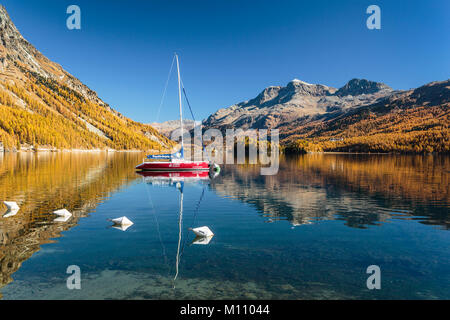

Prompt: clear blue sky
[{"left": 3, "top": 0, "right": 449, "bottom": 122}]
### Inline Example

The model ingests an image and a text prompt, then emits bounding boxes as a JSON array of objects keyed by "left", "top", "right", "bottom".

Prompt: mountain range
[
  {"left": 149, "top": 119, "right": 201, "bottom": 138},
  {"left": 0, "top": 5, "right": 172, "bottom": 151},
  {"left": 203, "top": 78, "right": 449, "bottom": 153},
  {"left": 0, "top": 4, "right": 447, "bottom": 154}
]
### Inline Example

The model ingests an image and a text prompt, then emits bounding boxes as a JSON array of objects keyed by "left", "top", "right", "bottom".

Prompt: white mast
[
  {"left": 175, "top": 53, "right": 184, "bottom": 153},
  {"left": 174, "top": 186, "right": 183, "bottom": 286}
]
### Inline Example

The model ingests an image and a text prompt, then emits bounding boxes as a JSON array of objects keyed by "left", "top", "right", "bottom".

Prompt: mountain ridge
[
  {"left": 203, "top": 77, "right": 395, "bottom": 133},
  {"left": 284, "top": 79, "right": 449, "bottom": 153},
  {"left": 335, "top": 78, "right": 392, "bottom": 97},
  {"left": 203, "top": 77, "right": 449, "bottom": 153}
]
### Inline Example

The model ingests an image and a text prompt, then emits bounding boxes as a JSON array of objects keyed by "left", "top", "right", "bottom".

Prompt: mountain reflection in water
[
  {"left": 0, "top": 152, "right": 141, "bottom": 294},
  {"left": 211, "top": 154, "right": 449, "bottom": 229},
  {"left": 0, "top": 152, "right": 448, "bottom": 299}
]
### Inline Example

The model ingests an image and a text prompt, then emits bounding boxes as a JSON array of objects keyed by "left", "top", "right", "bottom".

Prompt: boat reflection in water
[
  {"left": 137, "top": 170, "right": 212, "bottom": 180},
  {"left": 0, "top": 153, "right": 448, "bottom": 299},
  {"left": 136, "top": 169, "right": 219, "bottom": 287}
]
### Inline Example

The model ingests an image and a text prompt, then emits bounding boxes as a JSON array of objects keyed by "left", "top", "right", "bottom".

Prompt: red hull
[
  {"left": 136, "top": 170, "right": 210, "bottom": 178},
  {"left": 135, "top": 161, "right": 210, "bottom": 171}
]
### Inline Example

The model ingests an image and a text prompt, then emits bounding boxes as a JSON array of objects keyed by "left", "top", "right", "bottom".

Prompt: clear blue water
[{"left": 0, "top": 152, "right": 448, "bottom": 299}]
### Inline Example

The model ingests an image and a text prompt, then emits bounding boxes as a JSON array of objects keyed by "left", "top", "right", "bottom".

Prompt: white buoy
[
  {"left": 54, "top": 215, "right": 71, "bottom": 222},
  {"left": 3, "top": 208, "right": 19, "bottom": 218},
  {"left": 53, "top": 209, "right": 72, "bottom": 222},
  {"left": 192, "top": 235, "right": 214, "bottom": 245},
  {"left": 190, "top": 226, "right": 214, "bottom": 238},
  {"left": 111, "top": 216, "right": 133, "bottom": 226},
  {"left": 53, "top": 209, "right": 72, "bottom": 217},
  {"left": 111, "top": 224, "right": 133, "bottom": 231},
  {"left": 3, "top": 201, "right": 19, "bottom": 211},
  {"left": 209, "top": 163, "right": 221, "bottom": 179}
]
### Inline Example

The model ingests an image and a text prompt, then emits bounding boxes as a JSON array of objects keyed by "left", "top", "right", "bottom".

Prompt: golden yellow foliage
[
  {"left": 0, "top": 70, "right": 174, "bottom": 151},
  {"left": 283, "top": 139, "right": 323, "bottom": 154},
  {"left": 283, "top": 105, "right": 449, "bottom": 154}
]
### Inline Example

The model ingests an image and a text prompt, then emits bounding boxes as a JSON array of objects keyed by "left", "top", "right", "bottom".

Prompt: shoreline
[
  {"left": 283, "top": 151, "right": 447, "bottom": 155},
  {"left": 1, "top": 150, "right": 447, "bottom": 156},
  {"left": 0, "top": 149, "right": 150, "bottom": 153},
  {"left": 0, "top": 144, "right": 173, "bottom": 154}
]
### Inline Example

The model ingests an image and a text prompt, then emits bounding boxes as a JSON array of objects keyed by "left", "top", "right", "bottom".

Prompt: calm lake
[{"left": 0, "top": 152, "right": 448, "bottom": 299}]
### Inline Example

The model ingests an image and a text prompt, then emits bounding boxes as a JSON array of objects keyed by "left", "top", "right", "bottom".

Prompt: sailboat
[{"left": 136, "top": 54, "right": 216, "bottom": 172}]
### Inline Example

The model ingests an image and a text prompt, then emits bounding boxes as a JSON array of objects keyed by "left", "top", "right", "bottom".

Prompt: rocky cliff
[{"left": 203, "top": 78, "right": 394, "bottom": 132}]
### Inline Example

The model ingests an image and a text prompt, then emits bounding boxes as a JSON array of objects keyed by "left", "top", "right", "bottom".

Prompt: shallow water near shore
[{"left": 0, "top": 152, "right": 448, "bottom": 299}]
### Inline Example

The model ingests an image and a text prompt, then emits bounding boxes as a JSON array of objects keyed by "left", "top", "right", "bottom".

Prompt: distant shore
[
  {"left": 0, "top": 148, "right": 151, "bottom": 153},
  {"left": 0, "top": 143, "right": 171, "bottom": 154},
  {"left": 0, "top": 147, "right": 446, "bottom": 155},
  {"left": 287, "top": 151, "right": 446, "bottom": 155}
]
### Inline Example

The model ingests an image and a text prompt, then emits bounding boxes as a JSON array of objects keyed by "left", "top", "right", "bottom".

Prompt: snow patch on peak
[{"left": 291, "top": 79, "right": 312, "bottom": 86}]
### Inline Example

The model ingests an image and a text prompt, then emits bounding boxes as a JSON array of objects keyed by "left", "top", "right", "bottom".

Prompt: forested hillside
[
  {"left": 283, "top": 80, "right": 449, "bottom": 153},
  {"left": 0, "top": 5, "right": 173, "bottom": 151}
]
